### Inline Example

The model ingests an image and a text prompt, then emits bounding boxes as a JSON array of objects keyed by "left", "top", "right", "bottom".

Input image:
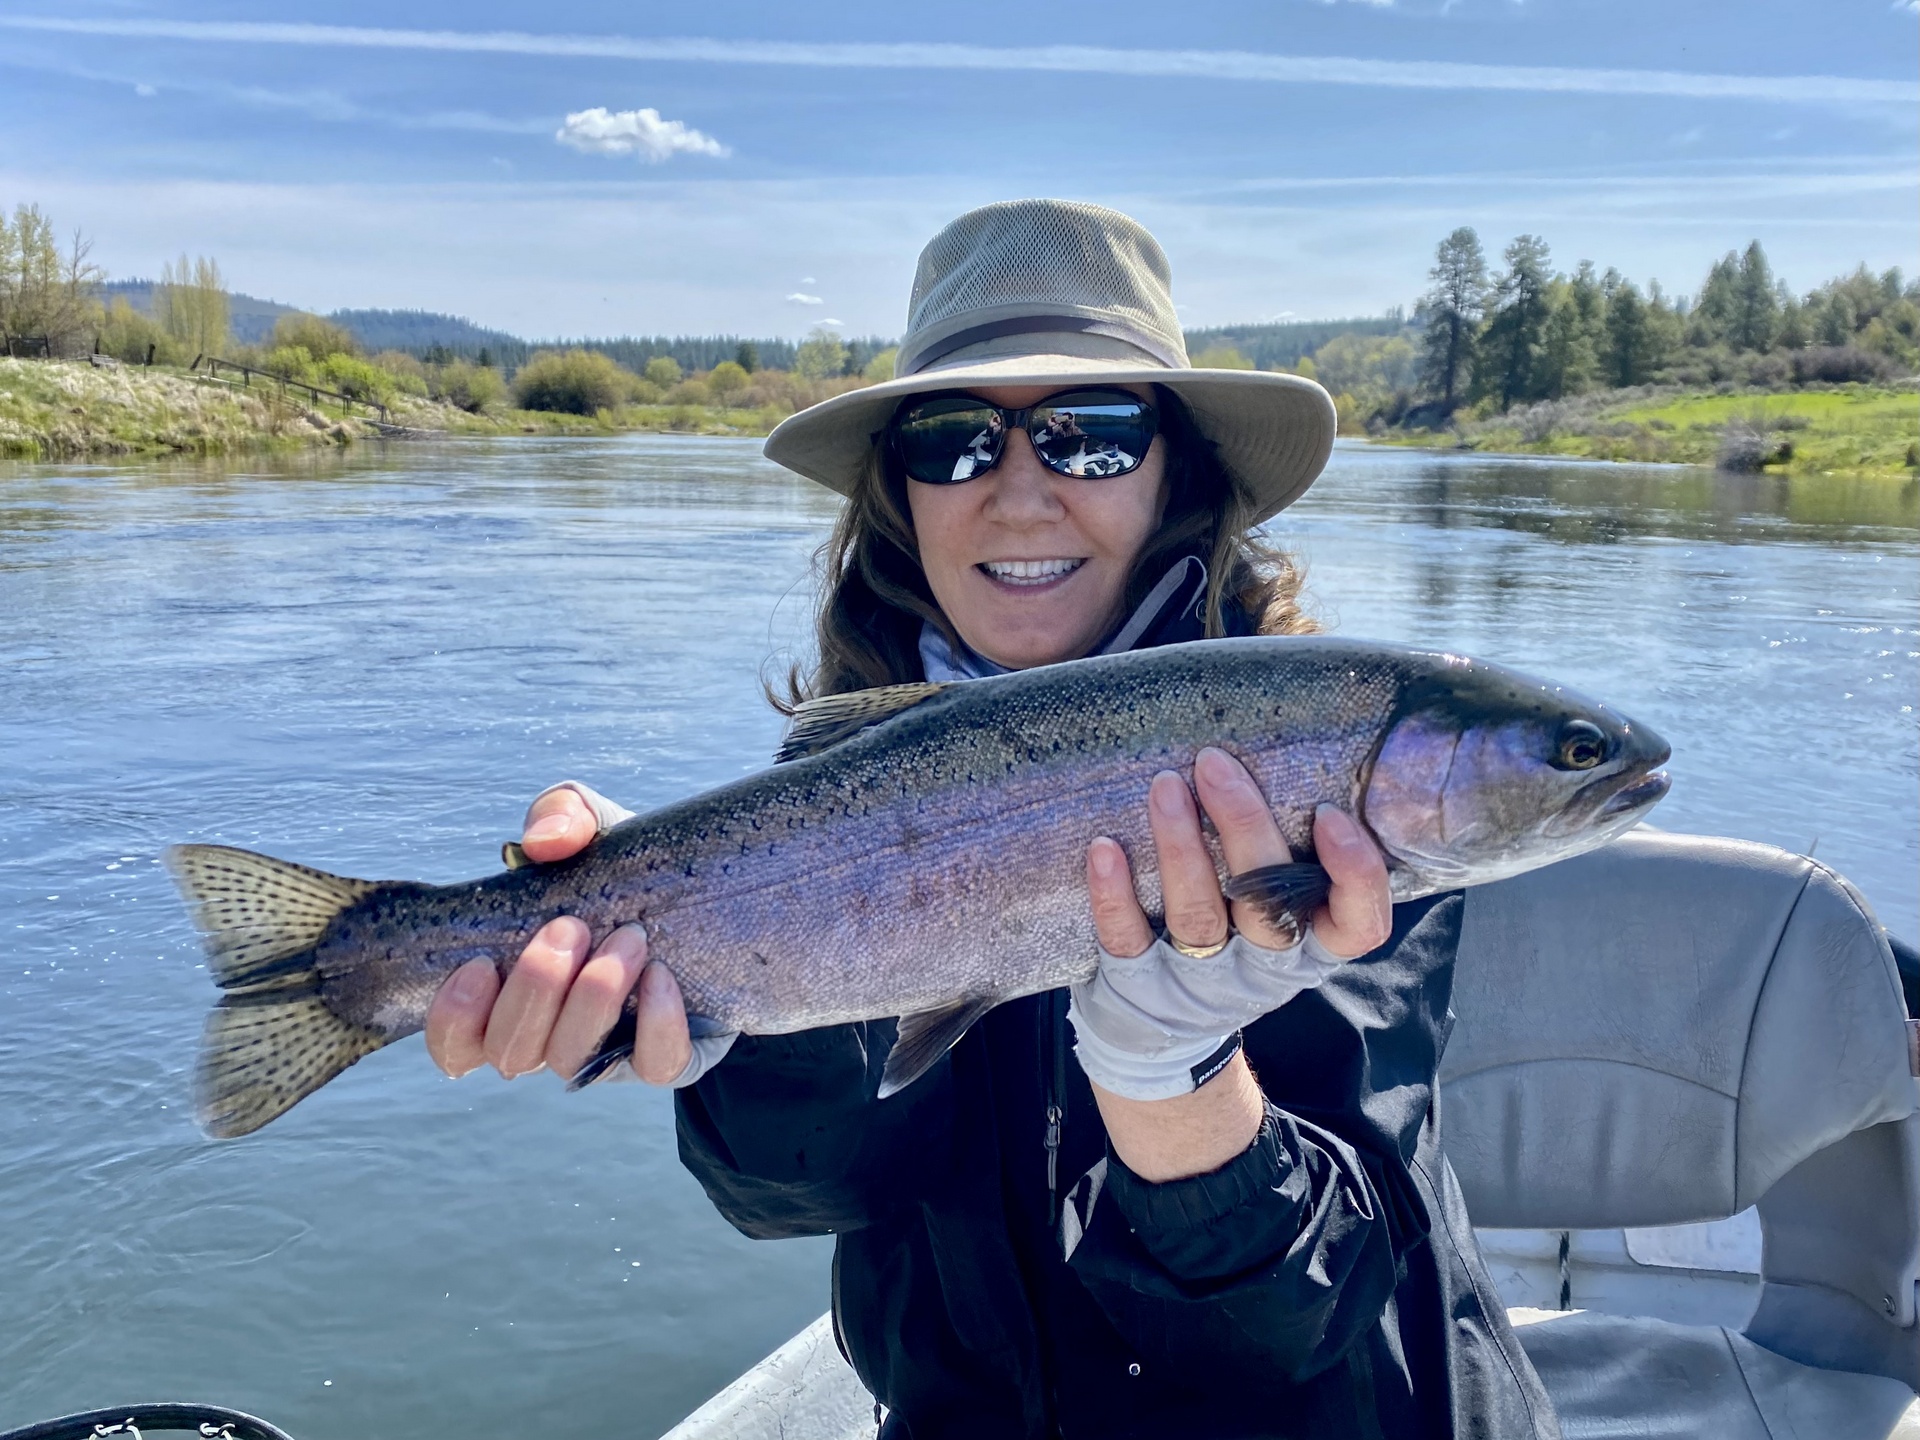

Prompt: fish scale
[{"left": 165, "top": 635, "right": 1671, "bottom": 1137}]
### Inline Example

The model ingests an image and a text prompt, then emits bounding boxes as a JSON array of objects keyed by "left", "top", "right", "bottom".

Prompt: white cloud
[
  {"left": 822, "top": 318, "right": 843, "bottom": 326},
  {"left": 134, "top": 82, "right": 156, "bottom": 97},
  {"left": 555, "top": 106, "right": 729, "bottom": 162},
  {"left": 799, "top": 276, "right": 816, "bottom": 284},
  {"left": 1, "top": 17, "right": 1911, "bottom": 109},
  {"left": 786, "top": 291, "right": 824, "bottom": 304}
]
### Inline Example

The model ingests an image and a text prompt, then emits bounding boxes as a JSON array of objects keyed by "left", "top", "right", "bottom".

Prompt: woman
[{"left": 425, "top": 201, "right": 1557, "bottom": 1438}]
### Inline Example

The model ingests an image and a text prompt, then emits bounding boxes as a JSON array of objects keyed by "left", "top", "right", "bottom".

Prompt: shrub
[
  {"left": 643, "top": 356, "right": 682, "bottom": 389},
  {"left": 512, "top": 349, "right": 635, "bottom": 414},
  {"left": 708, "top": 359, "right": 750, "bottom": 400},
  {"left": 794, "top": 327, "right": 849, "bottom": 380},
  {"left": 1716, "top": 417, "right": 1791, "bottom": 472},
  {"left": 318, "top": 353, "right": 399, "bottom": 406},
  {"left": 1191, "top": 345, "right": 1254, "bottom": 370},
  {"left": 95, "top": 298, "right": 183, "bottom": 365},
  {"left": 371, "top": 351, "right": 429, "bottom": 397},
  {"left": 258, "top": 344, "right": 319, "bottom": 382},
  {"left": 271, "top": 313, "right": 358, "bottom": 360},
  {"left": 862, "top": 348, "right": 898, "bottom": 383},
  {"left": 432, "top": 360, "right": 504, "bottom": 413},
  {"left": 1788, "top": 346, "right": 1895, "bottom": 385}
]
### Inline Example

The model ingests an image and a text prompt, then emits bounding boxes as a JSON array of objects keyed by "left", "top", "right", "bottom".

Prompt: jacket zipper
[{"left": 1044, "top": 988, "right": 1068, "bottom": 1225}]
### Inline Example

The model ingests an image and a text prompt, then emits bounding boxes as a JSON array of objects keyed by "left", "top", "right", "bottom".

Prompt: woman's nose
[{"left": 982, "top": 430, "right": 1066, "bottom": 523}]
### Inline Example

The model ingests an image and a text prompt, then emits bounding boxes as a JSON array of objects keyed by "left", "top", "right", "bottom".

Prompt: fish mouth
[
  {"left": 1557, "top": 765, "right": 1671, "bottom": 833},
  {"left": 1600, "top": 769, "right": 1671, "bottom": 816}
]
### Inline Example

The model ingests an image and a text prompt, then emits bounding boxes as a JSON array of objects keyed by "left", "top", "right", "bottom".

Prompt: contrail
[{"left": 1, "top": 16, "right": 1912, "bottom": 107}]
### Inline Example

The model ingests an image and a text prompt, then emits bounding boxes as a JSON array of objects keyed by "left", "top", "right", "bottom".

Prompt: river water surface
[{"left": 1, "top": 437, "right": 1915, "bottom": 1437}]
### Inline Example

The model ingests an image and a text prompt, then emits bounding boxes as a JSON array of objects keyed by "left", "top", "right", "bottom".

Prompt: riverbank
[
  {"left": 1376, "top": 382, "right": 1918, "bottom": 479},
  {"left": 11, "top": 361, "right": 1918, "bottom": 481},
  {"left": 0, "top": 358, "right": 780, "bottom": 460}
]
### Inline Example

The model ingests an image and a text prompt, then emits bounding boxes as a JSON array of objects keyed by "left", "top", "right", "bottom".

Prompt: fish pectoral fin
[
  {"left": 1222, "top": 861, "right": 1335, "bottom": 939},
  {"left": 879, "top": 995, "right": 1001, "bottom": 1100},
  {"left": 775, "top": 681, "right": 950, "bottom": 762},
  {"left": 567, "top": 1009, "right": 637, "bottom": 1091}
]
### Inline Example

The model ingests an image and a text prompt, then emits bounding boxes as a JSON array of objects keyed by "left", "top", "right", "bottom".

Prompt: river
[{"left": 0, "top": 436, "right": 1914, "bottom": 1437}]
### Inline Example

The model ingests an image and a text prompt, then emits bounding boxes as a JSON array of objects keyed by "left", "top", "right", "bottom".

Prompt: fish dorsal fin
[
  {"left": 775, "top": 682, "right": 949, "bottom": 763},
  {"left": 878, "top": 994, "right": 1001, "bottom": 1099}
]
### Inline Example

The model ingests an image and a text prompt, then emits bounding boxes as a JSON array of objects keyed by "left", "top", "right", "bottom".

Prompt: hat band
[{"left": 899, "top": 314, "right": 1185, "bottom": 377}]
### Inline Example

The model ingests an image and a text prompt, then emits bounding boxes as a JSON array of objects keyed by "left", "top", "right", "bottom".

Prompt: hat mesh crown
[{"left": 906, "top": 200, "right": 1188, "bottom": 367}]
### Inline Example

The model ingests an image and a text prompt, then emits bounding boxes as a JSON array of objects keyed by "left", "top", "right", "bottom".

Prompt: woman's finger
[
  {"left": 1148, "top": 770, "right": 1230, "bottom": 952},
  {"left": 520, "top": 787, "right": 599, "bottom": 864},
  {"left": 1191, "top": 747, "right": 1298, "bottom": 950},
  {"left": 630, "top": 961, "right": 695, "bottom": 1086},
  {"left": 1311, "top": 804, "right": 1393, "bottom": 960},
  {"left": 544, "top": 924, "right": 650, "bottom": 1082},
  {"left": 1087, "top": 836, "right": 1155, "bottom": 959},
  {"left": 426, "top": 959, "right": 500, "bottom": 1078},
  {"left": 483, "top": 916, "right": 591, "bottom": 1078}
]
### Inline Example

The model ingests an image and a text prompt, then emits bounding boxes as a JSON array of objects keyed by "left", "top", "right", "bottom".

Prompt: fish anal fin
[
  {"left": 775, "top": 682, "right": 949, "bottom": 763},
  {"left": 1222, "top": 861, "right": 1333, "bottom": 940},
  {"left": 164, "top": 843, "right": 379, "bottom": 989},
  {"left": 878, "top": 994, "right": 1000, "bottom": 1099},
  {"left": 197, "top": 991, "right": 388, "bottom": 1138}
]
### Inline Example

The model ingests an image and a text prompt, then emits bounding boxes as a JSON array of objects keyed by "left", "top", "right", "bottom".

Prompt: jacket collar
[{"left": 918, "top": 553, "right": 1214, "bottom": 684}]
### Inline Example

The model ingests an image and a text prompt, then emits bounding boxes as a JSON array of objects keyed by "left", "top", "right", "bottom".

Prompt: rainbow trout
[{"left": 167, "top": 637, "right": 1670, "bottom": 1138}]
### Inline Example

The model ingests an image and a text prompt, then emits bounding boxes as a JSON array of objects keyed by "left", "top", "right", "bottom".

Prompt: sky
[{"left": 0, "top": 1, "right": 1914, "bottom": 341}]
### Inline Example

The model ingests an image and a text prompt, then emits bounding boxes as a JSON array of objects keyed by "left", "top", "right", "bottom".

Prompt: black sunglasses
[{"left": 888, "top": 387, "right": 1159, "bottom": 486}]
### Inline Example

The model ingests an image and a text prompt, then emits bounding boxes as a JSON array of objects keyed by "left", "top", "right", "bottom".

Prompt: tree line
[{"left": 1413, "top": 227, "right": 1917, "bottom": 422}]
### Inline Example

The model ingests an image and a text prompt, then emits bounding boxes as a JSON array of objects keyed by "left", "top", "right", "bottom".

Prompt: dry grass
[{"left": 0, "top": 358, "right": 358, "bottom": 459}]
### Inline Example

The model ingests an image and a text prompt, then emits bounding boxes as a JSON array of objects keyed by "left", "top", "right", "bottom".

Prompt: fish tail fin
[{"left": 164, "top": 843, "right": 390, "bottom": 1138}]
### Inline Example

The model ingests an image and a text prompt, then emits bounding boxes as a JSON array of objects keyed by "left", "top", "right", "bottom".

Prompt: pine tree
[
  {"left": 1687, "top": 252, "right": 1740, "bottom": 348},
  {"left": 1475, "top": 235, "right": 1554, "bottom": 410},
  {"left": 1416, "top": 227, "right": 1487, "bottom": 413},
  {"left": 1728, "top": 240, "right": 1778, "bottom": 352},
  {"left": 1537, "top": 260, "right": 1605, "bottom": 398}
]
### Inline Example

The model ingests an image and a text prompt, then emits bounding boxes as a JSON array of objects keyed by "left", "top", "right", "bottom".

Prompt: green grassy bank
[
  {"left": 1379, "top": 382, "right": 1918, "bottom": 479},
  {"left": 0, "top": 359, "right": 780, "bottom": 461}
]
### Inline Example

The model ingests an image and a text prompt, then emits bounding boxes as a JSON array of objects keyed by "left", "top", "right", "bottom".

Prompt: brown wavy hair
[{"left": 775, "top": 387, "right": 1318, "bottom": 711}]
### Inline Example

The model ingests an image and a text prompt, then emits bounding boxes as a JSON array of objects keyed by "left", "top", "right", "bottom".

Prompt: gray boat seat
[{"left": 1444, "top": 830, "right": 1919, "bottom": 1438}]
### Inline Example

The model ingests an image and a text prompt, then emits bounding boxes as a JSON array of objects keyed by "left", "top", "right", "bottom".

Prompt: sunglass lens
[
  {"left": 893, "top": 399, "right": 1007, "bottom": 484},
  {"left": 1027, "top": 392, "right": 1153, "bottom": 478}
]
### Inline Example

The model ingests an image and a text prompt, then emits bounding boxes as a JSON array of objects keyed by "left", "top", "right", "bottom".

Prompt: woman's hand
[
  {"left": 423, "top": 786, "right": 696, "bottom": 1085},
  {"left": 1074, "top": 747, "right": 1393, "bottom": 1183},
  {"left": 1086, "top": 746, "right": 1392, "bottom": 963}
]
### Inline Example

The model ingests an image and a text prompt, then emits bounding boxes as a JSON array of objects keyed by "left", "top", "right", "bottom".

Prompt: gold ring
[{"left": 1165, "top": 931, "right": 1231, "bottom": 960}]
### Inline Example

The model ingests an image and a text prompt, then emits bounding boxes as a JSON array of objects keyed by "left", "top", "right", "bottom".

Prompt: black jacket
[
  {"left": 676, "top": 893, "right": 1559, "bottom": 1439},
  {"left": 676, "top": 579, "right": 1558, "bottom": 1437}
]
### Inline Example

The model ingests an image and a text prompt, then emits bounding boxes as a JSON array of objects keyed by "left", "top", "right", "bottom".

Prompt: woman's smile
[{"left": 977, "top": 556, "right": 1087, "bottom": 589}]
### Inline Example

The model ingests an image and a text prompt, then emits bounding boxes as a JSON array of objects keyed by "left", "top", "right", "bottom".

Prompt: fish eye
[{"left": 1553, "top": 719, "right": 1609, "bottom": 771}]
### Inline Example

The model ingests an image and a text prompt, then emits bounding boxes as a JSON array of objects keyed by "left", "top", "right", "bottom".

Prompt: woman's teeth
[{"left": 979, "top": 558, "right": 1085, "bottom": 587}]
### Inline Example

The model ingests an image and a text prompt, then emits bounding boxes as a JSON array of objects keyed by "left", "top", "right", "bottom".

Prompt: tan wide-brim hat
[{"left": 764, "top": 199, "right": 1336, "bottom": 524}]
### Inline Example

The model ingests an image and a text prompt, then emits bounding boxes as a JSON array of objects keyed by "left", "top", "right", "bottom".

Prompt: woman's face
[{"left": 905, "top": 384, "right": 1167, "bottom": 671}]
